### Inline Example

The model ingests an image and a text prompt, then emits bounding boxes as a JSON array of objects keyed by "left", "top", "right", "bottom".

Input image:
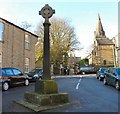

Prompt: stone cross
[{"left": 39, "top": 4, "right": 55, "bottom": 80}]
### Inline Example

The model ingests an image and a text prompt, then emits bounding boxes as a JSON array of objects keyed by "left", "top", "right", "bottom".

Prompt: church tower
[{"left": 91, "top": 14, "right": 114, "bottom": 67}]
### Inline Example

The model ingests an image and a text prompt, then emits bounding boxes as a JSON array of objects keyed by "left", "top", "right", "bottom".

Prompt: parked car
[
  {"left": 27, "top": 67, "right": 43, "bottom": 82},
  {"left": 0, "top": 69, "right": 2, "bottom": 90},
  {"left": 103, "top": 67, "right": 120, "bottom": 90},
  {"left": 77, "top": 66, "right": 98, "bottom": 75},
  {"left": 0, "top": 67, "right": 30, "bottom": 91},
  {"left": 96, "top": 67, "right": 107, "bottom": 81}
]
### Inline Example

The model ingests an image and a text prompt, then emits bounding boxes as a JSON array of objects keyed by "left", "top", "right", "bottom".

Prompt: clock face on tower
[{"left": 39, "top": 4, "right": 55, "bottom": 19}]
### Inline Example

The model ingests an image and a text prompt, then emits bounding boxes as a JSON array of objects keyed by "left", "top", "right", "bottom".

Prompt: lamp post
[{"left": 39, "top": 4, "right": 55, "bottom": 80}]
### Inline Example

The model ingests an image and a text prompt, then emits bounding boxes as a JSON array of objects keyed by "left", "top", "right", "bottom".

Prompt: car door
[
  {"left": 5, "top": 68, "right": 17, "bottom": 85},
  {"left": 12, "top": 68, "right": 25, "bottom": 83},
  {"left": 110, "top": 68, "right": 117, "bottom": 86},
  {"left": 105, "top": 68, "right": 111, "bottom": 84},
  {"left": 108, "top": 68, "right": 114, "bottom": 84}
]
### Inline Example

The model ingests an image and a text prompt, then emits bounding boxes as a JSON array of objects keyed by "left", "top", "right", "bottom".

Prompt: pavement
[{"left": 51, "top": 74, "right": 96, "bottom": 78}]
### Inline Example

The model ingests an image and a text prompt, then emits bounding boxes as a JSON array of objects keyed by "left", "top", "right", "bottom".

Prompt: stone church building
[{"left": 89, "top": 15, "right": 115, "bottom": 67}]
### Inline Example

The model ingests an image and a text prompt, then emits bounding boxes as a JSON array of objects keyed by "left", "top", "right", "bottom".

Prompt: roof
[
  {"left": 0, "top": 17, "right": 38, "bottom": 38},
  {"left": 95, "top": 14, "right": 106, "bottom": 38},
  {"left": 96, "top": 38, "right": 114, "bottom": 45}
]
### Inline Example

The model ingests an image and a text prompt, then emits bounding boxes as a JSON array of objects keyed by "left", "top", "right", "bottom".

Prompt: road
[{"left": 2, "top": 74, "right": 120, "bottom": 113}]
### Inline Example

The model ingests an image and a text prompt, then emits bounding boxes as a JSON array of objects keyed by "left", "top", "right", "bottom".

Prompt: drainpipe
[{"left": 113, "top": 44, "right": 116, "bottom": 67}]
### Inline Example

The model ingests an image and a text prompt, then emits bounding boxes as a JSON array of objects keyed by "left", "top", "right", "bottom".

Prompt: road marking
[
  {"left": 76, "top": 83, "right": 80, "bottom": 89},
  {"left": 76, "top": 77, "right": 82, "bottom": 90},
  {"left": 79, "top": 78, "right": 81, "bottom": 82}
]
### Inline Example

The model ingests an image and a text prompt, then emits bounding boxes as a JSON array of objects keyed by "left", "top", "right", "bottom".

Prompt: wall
[{"left": 0, "top": 18, "right": 37, "bottom": 73}]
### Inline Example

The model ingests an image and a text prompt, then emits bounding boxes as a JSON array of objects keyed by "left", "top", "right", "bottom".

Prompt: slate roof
[
  {"left": 96, "top": 38, "right": 114, "bottom": 45},
  {"left": 0, "top": 17, "right": 38, "bottom": 38}
]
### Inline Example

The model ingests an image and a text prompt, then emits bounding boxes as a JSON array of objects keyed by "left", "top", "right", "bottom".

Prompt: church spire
[{"left": 94, "top": 14, "right": 106, "bottom": 38}]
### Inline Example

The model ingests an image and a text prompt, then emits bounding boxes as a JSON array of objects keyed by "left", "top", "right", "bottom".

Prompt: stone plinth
[
  {"left": 24, "top": 92, "right": 69, "bottom": 106},
  {"left": 35, "top": 80, "right": 58, "bottom": 94},
  {"left": 16, "top": 80, "right": 69, "bottom": 112}
]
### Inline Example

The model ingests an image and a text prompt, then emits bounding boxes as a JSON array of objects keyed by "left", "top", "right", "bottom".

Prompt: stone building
[
  {"left": 0, "top": 18, "right": 38, "bottom": 73},
  {"left": 118, "top": 34, "right": 120, "bottom": 67},
  {"left": 90, "top": 15, "right": 115, "bottom": 67},
  {"left": 112, "top": 34, "right": 119, "bottom": 67},
  {"left": 68, "top": 54, "right": 81, "bottom": 68},
  {"left": 113, "top": 33, "right": 120, "bottom": 67}
]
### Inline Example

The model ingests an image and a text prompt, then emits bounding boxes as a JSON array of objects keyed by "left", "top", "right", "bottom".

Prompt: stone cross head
[{"left": 39, "top": 4, "right": 55, "bottom": 19}]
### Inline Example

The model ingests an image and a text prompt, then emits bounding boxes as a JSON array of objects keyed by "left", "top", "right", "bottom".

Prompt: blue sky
[
  {"left": 0, "top": 23, "right": 4, "bottom": 40},
  {"left": 0, "top": 0, "right": 118, "bottom": 58}
]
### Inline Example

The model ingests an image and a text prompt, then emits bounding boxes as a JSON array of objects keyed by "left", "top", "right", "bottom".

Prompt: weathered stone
[
  {"left": 24, "top": 92, "right": 69, "bottom": 106},
  {"left": 35, "top": 80, "right": 58, "bottom": 94}
]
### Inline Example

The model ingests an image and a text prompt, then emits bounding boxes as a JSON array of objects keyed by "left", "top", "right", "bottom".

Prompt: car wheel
[
  {"left": 103, "top": 78, "right": 108, "bottom": 85},
  {"left": 115, "top": 81, "right": 120, "bottom": 90},
  {"left": 99, "top": 77, "right": 102, "bottom": 81},
  {"left": 3, "top": 82, "right": 9, "bottom": 91},
  {"left": 96, "top": 76, "right": 99, "bottom": 79},
  {"left": 38, "top": 77, "right": 42, "bottom": 80},
  {"left": 24, "top": 79, "right": 29, "bottom": 86}
]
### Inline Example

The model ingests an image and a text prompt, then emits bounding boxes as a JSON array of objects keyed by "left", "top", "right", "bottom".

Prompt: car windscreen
[
  {"left": 2, "top": 69, "right": 6, "bottom": 76},
  {"left": 101, "top": 68, "right": 106, "bottom": 73},
  {"left": 80, "top": 67, "right": 88, "bottom": 70},
  {"left": 80, "top": 67, "right": 94, "bottom": 71},
  {"left": 2, "top": 68, "right": 13, "bottom": 76},
  {"left": 29, "top": 69, "right": 36, "bottom": 73},
  {"left": 28, "top": 68, "right": 42, "bottom": 74},
  {"left": 117, "top": 68, "right": 120, "bottom": 75}
]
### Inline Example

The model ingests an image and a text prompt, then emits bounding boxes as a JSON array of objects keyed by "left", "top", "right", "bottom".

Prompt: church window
[{"left": 103, "top": 60, "right": 106, "bottom": 65}]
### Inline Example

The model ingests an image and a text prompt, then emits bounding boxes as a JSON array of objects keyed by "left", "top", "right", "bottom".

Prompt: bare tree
[{"left": 20, "top": 21, "right": 32, "bottom": 30}]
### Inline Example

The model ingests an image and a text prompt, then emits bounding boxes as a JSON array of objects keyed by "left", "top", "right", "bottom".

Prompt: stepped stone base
[
  {"left": 24, "top": 92, "right": 69, "bottom": 106},
  {"left": 17, "top": 99, "right": 70, "bottom": 112},
  {"left": 15, "top": 80, "right": 69, "bottom": 112},
  {"left": 16, "top": 92, "right": 69, "bottom": 112}
]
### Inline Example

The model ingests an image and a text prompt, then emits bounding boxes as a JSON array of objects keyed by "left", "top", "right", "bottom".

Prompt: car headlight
[
  {"left": 100, "top": 75, "right": 104, "bottom": 77},
  {"left": 33, "top": 74, "right": 39, "bottom": 77}
]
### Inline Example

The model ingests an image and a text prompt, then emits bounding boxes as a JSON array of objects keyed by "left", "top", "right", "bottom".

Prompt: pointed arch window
[{"left": 103, "top": 60, "right": 106, "bottom": 65}]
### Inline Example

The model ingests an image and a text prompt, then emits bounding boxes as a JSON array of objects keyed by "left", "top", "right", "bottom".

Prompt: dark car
[
  {"left": 0, "top": 71, "right": 2, "bottom": 90},
  {"left": 77, "top": 66, "right": 98, "bottom": 75},
  {"left": 96, "top": 67, "right": 107, "bottom": 81},
  {"left": 0, "top": 74, "right": 2, "bottom": 91},
  {"left": 103, "top": 67, "right": 120, "bottom": 90},
  {"left": 0, "top": 68, "right": 29, "bottom": 91},
  {"left": 27, "top": 67, "right": 43, "bottom": 82}
]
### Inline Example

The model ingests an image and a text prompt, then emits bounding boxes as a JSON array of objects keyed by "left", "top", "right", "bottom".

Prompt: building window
[
  {"left": 0, "top": 22, "right": 4, "bottom": 41},
  {"left": 25, "top": 34, "right": 30, "bottom": 50},
  {"left": 24, "top": 58, "right": 30, "bottom": 73}
]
